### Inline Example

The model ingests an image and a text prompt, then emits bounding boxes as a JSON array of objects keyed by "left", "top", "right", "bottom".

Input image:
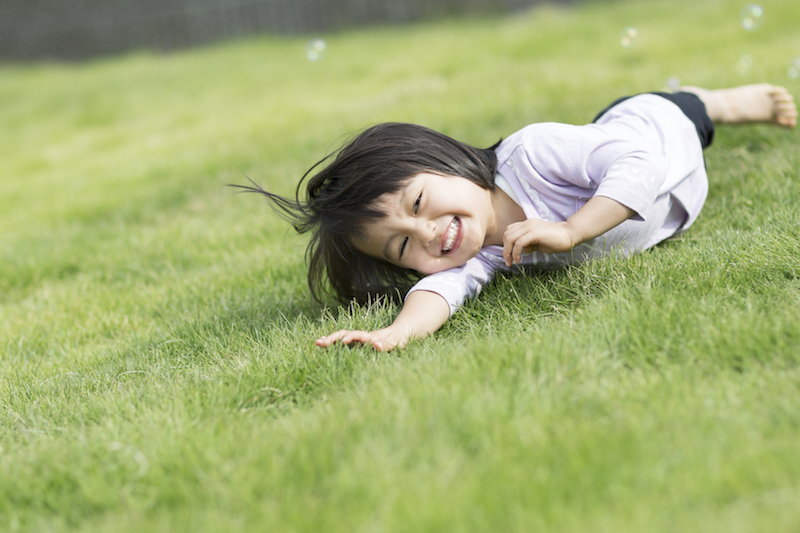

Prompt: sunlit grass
[{"left": 2, "top": 0, "right": 800, "bottom": 531}]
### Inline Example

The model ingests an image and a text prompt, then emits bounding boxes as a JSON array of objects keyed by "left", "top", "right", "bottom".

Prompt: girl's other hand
[
  {"left": 503, "top": 219, "right": 576, "bottom": 266},
  {"left": 316, "top": 290, "right": 449, "bottom": 353},
  {"left": 503, "top": 196, "right": 634, "bottom": 266},
  {"left": 316, "top": 327, "right": 409, "bottom": 352}
]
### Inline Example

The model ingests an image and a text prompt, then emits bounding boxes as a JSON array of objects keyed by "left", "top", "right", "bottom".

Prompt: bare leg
[{"left": 680, "top": 84, "right": 797, "bottom": 128}]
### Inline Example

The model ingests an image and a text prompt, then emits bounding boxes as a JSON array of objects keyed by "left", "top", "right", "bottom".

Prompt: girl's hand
[
  {"left": 316, "top": 290, "right": 450, "bottom": 353},
  {"left": 502, "top": 197, "right": 635, "bottom": 266},
  {"left": 503, "top": 219, "right": 576, "bottom": 266},
  {"left": 316, "top": 327, "right": 409, "bottom": 352}
]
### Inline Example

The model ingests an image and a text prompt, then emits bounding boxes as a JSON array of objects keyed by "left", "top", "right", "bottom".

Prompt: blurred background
[{"left": 2, "top": 0, "right": 565, "bottom": 61}]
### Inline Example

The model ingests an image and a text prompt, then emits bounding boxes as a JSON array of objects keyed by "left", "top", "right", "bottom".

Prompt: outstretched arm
[
  {"left": 316, "top": 289, "right": 450, "bottom": 352},
  {"left": 503, "top": 195, "right": 635, "bottom": 265}
]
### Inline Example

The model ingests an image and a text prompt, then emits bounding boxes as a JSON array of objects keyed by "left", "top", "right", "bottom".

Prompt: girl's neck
[{"left": 485, "top": 186, "right": 526, "bottom": 246}]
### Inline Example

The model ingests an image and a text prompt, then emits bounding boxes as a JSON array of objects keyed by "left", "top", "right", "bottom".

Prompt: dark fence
[{"left": 1, "top": 0, "right": 560, "bottom": 61}]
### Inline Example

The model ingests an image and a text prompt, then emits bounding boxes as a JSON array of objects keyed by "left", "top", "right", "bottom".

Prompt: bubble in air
[
  {"left": 305, "top": 39, "right": 327, "bottom": 62},
  {"left": 740, "top": 4, "right": 764, "bottom": 31},
  {"left": 667, "top": 77, "right": 681, "bottom": 91},
  {"left": 789, "top": 58, "right": 800, "bottom": 80},
  {"left": 620, "top": 27, "right": 638, "bottom": 48},
  {"left": 736, "top": 54, "right": 753, "bottom": 74}
]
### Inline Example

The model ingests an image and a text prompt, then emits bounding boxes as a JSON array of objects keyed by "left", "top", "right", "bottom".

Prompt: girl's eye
[
  {"left": 413, "top": 193, "right": 421, "bottom": 214},
  {"left": 399, "top": 237, "right": 408, "bottom": 259}
]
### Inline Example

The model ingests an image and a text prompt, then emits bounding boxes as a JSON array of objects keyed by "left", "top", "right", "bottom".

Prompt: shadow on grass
[{"left": 88, "top": 262, "right": 407, "bottom": 418}]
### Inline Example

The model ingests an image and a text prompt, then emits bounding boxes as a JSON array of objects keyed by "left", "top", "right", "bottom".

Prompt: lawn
[{"left": 2, "top": 0, "right": 800, "bottom": 531}]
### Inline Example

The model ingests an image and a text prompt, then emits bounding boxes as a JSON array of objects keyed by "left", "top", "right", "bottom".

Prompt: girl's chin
[{"left": 445, "top": 248, "right": 476, "bottom": 268}]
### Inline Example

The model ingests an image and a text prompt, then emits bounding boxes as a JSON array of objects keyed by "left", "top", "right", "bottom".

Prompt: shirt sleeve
[
  {"left": 405, "top": 252, "right": 501, "bottom": 317},
  {"left": 593, "top": 157, "right": 663, "bottom": 220},
  {"left": 503, "top": 118, "right": 668, "bottom": 221}
]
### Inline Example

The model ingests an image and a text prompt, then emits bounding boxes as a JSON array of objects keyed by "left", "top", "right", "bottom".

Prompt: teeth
[{"left": 442, "top": 218, "right": 460, "bottom": 253}]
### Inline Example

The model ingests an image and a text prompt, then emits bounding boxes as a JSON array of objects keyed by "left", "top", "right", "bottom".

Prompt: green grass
[{"left": 2, "top": 0, "right": 800, "bottom": 530}]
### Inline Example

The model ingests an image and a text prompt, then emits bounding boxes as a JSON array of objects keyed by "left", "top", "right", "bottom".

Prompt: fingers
[
  {"left": 503, "top": 222, "right": 537, "bottom": 266},
  {"left": 316, "top": 329, "right": 366, "bottom": 347},
  {"left": 315, "top": 330, "right": 395, "bottom": 351},
  {"left": 505, "top": 239, "right": 532, "bottom": 266}
]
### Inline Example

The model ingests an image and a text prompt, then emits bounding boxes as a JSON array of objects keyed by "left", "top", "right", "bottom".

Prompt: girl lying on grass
[{"left": 238, "top": 83, "right": 797, "bottom": 351}]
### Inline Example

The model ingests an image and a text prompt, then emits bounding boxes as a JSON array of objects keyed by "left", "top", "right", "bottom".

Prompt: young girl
[{"left": 239, "top": 83, "right": 796, "bottom": 351}]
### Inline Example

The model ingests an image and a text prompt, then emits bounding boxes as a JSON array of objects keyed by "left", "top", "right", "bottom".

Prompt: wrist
[
  {"left": 560, "top": 221, "right": 582, "bottom": 249},
  {"left": 386, "top": 319, "right": 420, "bottom": 343},
  {"left": 375, "top": 325, "right": 410, "bottom": 351}
]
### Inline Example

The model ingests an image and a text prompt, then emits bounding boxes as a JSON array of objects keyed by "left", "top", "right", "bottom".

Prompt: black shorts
[{"left": 593, "top": 92, "right": 715, "bottom": 149}]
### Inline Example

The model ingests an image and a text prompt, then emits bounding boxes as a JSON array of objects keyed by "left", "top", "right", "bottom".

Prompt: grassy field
[{"left": 2, "top": 0, "right": 800, "bottom": 531}]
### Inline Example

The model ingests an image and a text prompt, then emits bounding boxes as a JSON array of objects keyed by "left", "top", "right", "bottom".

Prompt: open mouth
[{"left": 442, "top": 217, "right": 461, "bottom": 254}]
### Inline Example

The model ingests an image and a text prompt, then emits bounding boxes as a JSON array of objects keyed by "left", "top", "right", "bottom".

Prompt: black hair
[{"left": 233, "top": 122, "right": 500, "bottom": 304}]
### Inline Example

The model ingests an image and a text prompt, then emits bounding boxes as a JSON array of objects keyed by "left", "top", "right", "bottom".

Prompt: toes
[
  {"left": 767, "top": 85, "right": 797, "bottom": 127},
  {"left": 776, "top": 110, "right": 797, "bottom": 128},
  {"left": 772, "top": 92, "right": 794, "bottom": 105},
  {"left": 776, "top": 102, "right": 798, "bottom": 116}
]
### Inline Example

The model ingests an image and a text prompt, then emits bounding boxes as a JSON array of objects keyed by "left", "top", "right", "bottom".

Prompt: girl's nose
[{"left": 420, "top": 220, "right": 436, "bottom": 247}]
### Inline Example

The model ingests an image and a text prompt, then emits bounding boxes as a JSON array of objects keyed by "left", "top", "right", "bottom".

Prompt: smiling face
[{"left": 354, "top": 173, "right": 502, "bottom": 275}]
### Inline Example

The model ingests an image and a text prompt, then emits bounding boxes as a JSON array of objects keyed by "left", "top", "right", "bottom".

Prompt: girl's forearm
[
  {"left": 504, "top": 194, "right": 637, "bottom": 264},
  {"left": 565, "top": 195, "right": 635, "bottom": 247},
  {"left": 315, "top": 289, "right": 449, "bottom": 351},
  {"left": 389, "top": 289, "right": 450, "bottom": 341}
]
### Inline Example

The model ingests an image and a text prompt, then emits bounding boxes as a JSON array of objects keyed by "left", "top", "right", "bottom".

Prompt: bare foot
[{"left": 680, "top": 83, "right": 797, "bottom": 128}]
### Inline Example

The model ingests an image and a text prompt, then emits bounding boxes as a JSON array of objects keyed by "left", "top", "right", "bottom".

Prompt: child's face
[{"left": 355, "top": 172, "right": 497, "bottom": 275}]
